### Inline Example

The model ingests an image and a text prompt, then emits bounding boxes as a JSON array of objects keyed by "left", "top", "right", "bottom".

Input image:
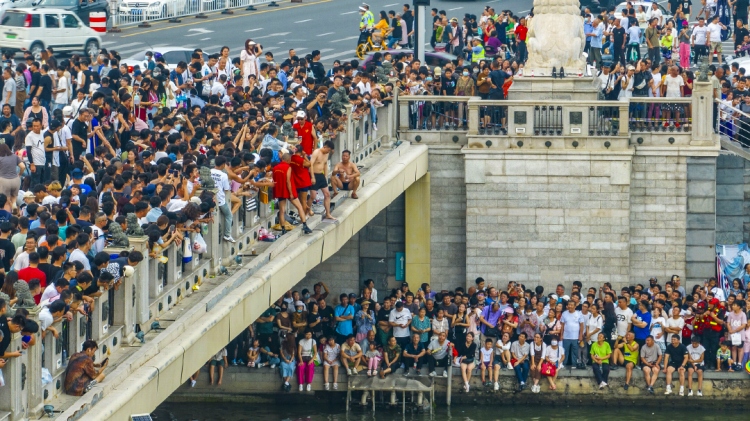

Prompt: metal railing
[
  {"left": 626, "top": 97, "right": 692, "bottom": 133},
  {"left": 401, "top": 96, "right": 472, "bottom": 131},
  {"left": 111, "top": 0, "right": 278, "bottom": 28},
  {"left": 478, "top": 104, "right": 507, "bottom": 135},
  {"left": 716, "top": 99, "right": 750, "bottom": 157}
]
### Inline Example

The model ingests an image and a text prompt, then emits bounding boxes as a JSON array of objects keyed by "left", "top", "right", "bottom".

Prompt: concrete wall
[
  {"left": 716, "top": 154, "right": 746, "bottom": 245},
  {"left": 429, "top": 146, "right": 467, "bottom": 293},
  {"left": 628, "top": 154, "right": 688, "bottom": 284},
  {"left": 292, "top": 194, "right": 406, "bottom": 301},
  {"left": 169, "top": 365, "right": 750, "bottom": 408},
  {"left": 686, "top": 156, "right": 718, "bottom": 285}
]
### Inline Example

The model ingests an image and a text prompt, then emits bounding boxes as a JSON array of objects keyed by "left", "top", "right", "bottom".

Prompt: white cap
[
  {"left": 63, "top": 106, "right": 74, "bottom": 117},
  {"left": 358, "top": 6, "right": 366, "bottom": 11},
  {"left": 296, "top": 110, "right": 306, "bottom": 118}
]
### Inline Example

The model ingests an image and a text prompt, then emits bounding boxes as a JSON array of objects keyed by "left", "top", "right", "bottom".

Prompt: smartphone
[
  {"left": 101, "top": 357, "right": 109, "bottom": 366},
  {"left": 169, "top": 225, "right": 175, "bottom": 234}
]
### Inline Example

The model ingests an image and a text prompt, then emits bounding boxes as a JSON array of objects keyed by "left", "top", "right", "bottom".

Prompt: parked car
[
  {"left": 121, "top": 47, "right": 206, "bottom": 73},
  {"left": 29, "top": 0, "right": 108, "bottom": 25},
  {"left": 0, "top": 8, "right": 101, "bottom": 58},
  {"left": 118, "top": 0, "right": 188, "bottom": 19}
]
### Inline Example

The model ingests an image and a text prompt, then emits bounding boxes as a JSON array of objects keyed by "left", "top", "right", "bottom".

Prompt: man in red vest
[{"left": 272, "top": 153, "right": 312, "bottom": 235}]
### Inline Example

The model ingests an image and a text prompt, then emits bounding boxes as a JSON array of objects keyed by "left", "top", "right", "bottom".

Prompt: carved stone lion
[
  {"left": 126, "top": 213, "right": 145, "bottom": 237},
  {"left": 110, "top": 222, "right": 130, "bottom": 247},
  {"left": 200, "top": 166, "right": 215, "bottom": 189},
  {"left": 525, "top": 0, "right": 586, "bottom": 74}
]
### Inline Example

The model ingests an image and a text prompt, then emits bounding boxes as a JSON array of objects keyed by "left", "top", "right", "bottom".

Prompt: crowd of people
[{"left": 206, "top": 274, "right": 750, "bottom": 396}]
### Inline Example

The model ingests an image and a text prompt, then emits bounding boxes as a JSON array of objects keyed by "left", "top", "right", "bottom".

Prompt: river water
[{"left": 153, "top": 403, "right": 739, "bottom": 421}]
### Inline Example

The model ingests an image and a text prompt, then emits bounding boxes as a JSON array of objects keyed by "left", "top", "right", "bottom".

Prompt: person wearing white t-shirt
[
  {"left": 648, "top": 3, "right": 663, "bottom": 27},
  {"left": 53, "top": 69, "right": 69, "bottom": 112},
  {"left": 615, "top": 297, "right": 634, "bottom": 338},
  {"left": 663, "top": 66, "right": 685, "bottom": 97},
  {"left": 692, "top": 18, "right": 710, "bottom": 64},
  {"left": 210, "top": 156, "right": 235, "bottom": 243},
  {"left": 707, "top": 15, "right": 727, "bottom": 65},
  {"left": 664, "top": 306, "right": 686, "bottom": 343}
]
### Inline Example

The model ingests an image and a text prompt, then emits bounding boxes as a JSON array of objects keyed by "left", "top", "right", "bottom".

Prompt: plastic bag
[
  {"left": 183, "top": 236, "right": 193, "bottom": 264},
  {"left": 41, "top": 368, "right": 52, "bottom": 386},
  {"left": 193, "top": 233, "right": 208, "bottom": 254}
]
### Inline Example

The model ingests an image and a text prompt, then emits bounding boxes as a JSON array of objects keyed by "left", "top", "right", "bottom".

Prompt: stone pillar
[
  {"left": 399, "top": 95, "right": 410, "bottom": 134},
  {"left": 26, "top": 308, "right": 43, "bottom": 419},
  {"left": 405, "top": 173, "right": 431, "bottom": 286},
  {"left": 618, "top": 103, "right": 630, "bottom": 136},
  {"left": 467, "top": 99, "right": 480, "bottom": 136},
  {"left": 686, "top": 156, "right": 718, "bottom": 285},
  {"left": 691, "top": 81, "right": 717, "bottom": 145},
  {"left": 129, "top": 236, "right": 150, "bottom": 327},
  {"left": 715, "top": 155, "right": 745, "bottom": 244},
  {"left": 91, "top": 294, "right": 108, "bottom": 342},
  {"left": 0, "top": 333, "right": 25, "bottom": 421}
]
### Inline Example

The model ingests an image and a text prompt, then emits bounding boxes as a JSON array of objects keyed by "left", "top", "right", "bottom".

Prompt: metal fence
[
  {"left": 403, "top": 96, "right": 472, "bottom": 131},
  {"left": 626, "top": 98, "right": 692, "bottom": 133},
  {"left": 111, "top": 0, "right": 278, "bottom": 28}
]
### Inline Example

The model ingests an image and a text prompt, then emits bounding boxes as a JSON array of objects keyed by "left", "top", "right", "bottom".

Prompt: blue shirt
[
  {"left": 590, "top": 23, "right": 604, "bottom": 49},
  {"left": 334, "top": 304, "right": 355, "bottom": 336},
  {"left": 278, "top": 70, "right": 288, "bottom": 91},
  {"left": 584, "top": 20, "right": 594, "bottom": 42},
  {"left": 634, "top": 309, "right": 652, "bottom": 340},
  {"left": 169, "top": 70, "right": 184, "bottom": 87}
]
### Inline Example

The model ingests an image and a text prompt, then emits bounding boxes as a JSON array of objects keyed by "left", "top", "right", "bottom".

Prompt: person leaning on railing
[{"left": 63, "top": 339, "right": 108, "bottom": 396}]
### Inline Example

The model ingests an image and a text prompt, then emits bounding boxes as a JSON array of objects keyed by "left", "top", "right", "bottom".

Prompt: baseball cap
[
  {"left": 71, "top": 169, "right": 83, "bottom": 179},
  {"left": 296, "top": 110, "right": 306, "bottom": 118},
  {"left": 23, "top": 191, "right": 34, "bottom": 198}
]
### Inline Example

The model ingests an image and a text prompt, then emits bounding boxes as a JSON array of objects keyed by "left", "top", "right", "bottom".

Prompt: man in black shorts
[{"left": 663, "top": 335, "right": 688, "bottom": 396}]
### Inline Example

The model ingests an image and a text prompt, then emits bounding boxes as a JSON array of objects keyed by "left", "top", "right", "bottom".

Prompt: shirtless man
[
  {"left": 331, "top": 150, "right": 361, "bottom": 199},
  {"left": 309, "top": 140, "right": 336, "bottom": 220}
]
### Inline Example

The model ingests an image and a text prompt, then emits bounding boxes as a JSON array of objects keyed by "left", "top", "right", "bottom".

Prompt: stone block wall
[
  {"left": 685, "top": 156, "right": 717, "bottom": 286},
  {"left": 464, "top": 153, "right": 632, "bottom": 291},
  {"left": 716, "top": 154, "right": 745, "bottom": 244},
  {"left": 628, "top": 154, "right": 688, "bottom": 285},
  {"left": 292, "top": 195, "right": 406, "bottom": 304},
  {"left": 429, "top": 147, "right": 467, "bottom": 293}
]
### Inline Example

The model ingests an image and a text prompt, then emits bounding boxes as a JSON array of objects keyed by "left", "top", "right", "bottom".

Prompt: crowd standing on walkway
[{"left": 212, "top": 274, "right": 750, "bottom": 396}]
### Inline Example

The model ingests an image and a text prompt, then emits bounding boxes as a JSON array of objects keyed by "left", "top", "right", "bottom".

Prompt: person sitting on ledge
[{"left": 63, "top": 340, "right": 108, "bottom": 396}]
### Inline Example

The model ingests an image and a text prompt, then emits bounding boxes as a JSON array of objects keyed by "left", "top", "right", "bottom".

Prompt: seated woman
[{"left": 63, "top": 340, "right": 108, "bottom": 396}]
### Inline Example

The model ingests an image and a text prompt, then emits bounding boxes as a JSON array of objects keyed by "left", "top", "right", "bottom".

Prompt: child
[
  {"left": 479, "top": 339, "right": 494, "bottom": 386},
  {"left": 247, "top": 338, "right": 261, "bottom": 368},
  {"left": 660, "top": 31, "right": 674, "bottom": 60},
  {"left": 716, "top": 341, "right": 735, "bottom": 372},
  {"left": 364, "top": 342, "right": 382, "bottom": 376},
  {"left": 322, "top": 337, "right": 341, "bottom": 390}
]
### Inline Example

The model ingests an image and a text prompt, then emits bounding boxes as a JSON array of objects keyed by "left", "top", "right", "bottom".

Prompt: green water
[{"left": 153, "top": 403, "right": 742, "bottom": 421}]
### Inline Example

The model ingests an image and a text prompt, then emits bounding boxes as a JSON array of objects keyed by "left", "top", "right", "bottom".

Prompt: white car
[
  {"left": 0, "top": 8, "right": 100, "bottom": 59},
  {"left": 118, "top": 0, "right": 188, "bottom": 19},
  {"left": 121, "top": 47, "right": 206, "bottom": 73}
]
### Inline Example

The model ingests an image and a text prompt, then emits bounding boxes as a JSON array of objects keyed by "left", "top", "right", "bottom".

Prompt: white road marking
[
  {"left": 320, "top": 49, "right": 357, "bottom": 61},
  {"left": 448, "top": 7, "right": 462, "bottom": 11},
  {"left": 330, "top": 36, "right": 359, "bottom": 43},
  {"left": 384, "top": 3, "right": 398, "bottom": 6},
  {"left": 295, "top": 19, "right": 312, "bottom": 23},
  {"left": 317, "top": 32, "right": 335, "bottom": 37},
  {"left": 245, "top": 28, "right": 264, "bottom": 32},
  {"left": 253, "top": 32, "right": 291, "bottom": 39},
  {"left": 200, "top": 37, "right": 211, "bottom": 41}
]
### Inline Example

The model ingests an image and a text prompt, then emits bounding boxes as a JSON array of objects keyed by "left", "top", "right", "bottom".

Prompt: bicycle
[{"left": 356, "top": 30, "right": 386, "bottom": 59}]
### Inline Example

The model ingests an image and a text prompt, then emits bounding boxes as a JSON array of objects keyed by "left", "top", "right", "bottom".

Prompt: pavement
[{"left": 99, "top": 0, "right": 534, "bottom": 66}]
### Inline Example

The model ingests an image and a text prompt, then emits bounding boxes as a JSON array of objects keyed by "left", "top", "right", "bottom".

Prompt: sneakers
[
  {"left": 257, "top": 363, "right": 265, "bottom": 369},
  {"left": 679, "top": 386, "right": 685, "bottom": 396},
  {"left": 367, "top": 370, "right": 373, "bottom": 376},
  {"left": 299, "top": 384, "right": 304, "bottom": 392},
  {"left": 665, "top": 385, "right": 672, "bottom": 395},
  {"left": 230, "top": 359, "right": 237, "bottom": 366},
  {"left": 610, "top": 365, "right": 619, "bottom": 371},
  {"left": 325, "top": 383, "right": 330, "bottom": 391},
  {"left": 443, "top": 370, "right": 449, "bottom": 378},
  {"left": 270, "top": 364, "right": 276, "bottom": 369},
  {"left": 464, "top": 382, "right": 470, "bottom": 392},
  {"left": 223, "top": 235, "right": 236, "bottom": 243},
  {"left": 333, "top": 383, "right": 338, "bottom": 390},
  {"left": 190, "top": 379, "right": 197, "bottom": 388},
  {"left": 373, "top": 123, "right": 378, "bottom": 131},
  {"left": 306, "top": 384, "right": 312, "bottom": 392},
  {"left": 494, "top": 382, "right": 499, "bottom": 391},
  {"left": 507, "top": 362, "right": 513, "bottom": 370},
  {"left": 623, "top": 384, "right": 629, "bottom": 391},
  {"left": 347, "top": 368, "right": 352, "bottom": 375},
  {"left": 404, "top": 369, "right": 410, "bottom": 376},
  {"left": 302, "top": 223, "right": 312, "bottom": 235},
  {"left": 688, "top": 390, "right": 694, "bottom": 397},
  {"left": 599, "top": 382, "right": 605, "bottom": 390},
  {"left": 429, "top": 371, "right": 436, "bottom": 377},
  {"left": 519, "top": 382, "right": 525, "bottom": 391},
  {"left": 352, "top": 367, "right": 358, "bottom": 375},
  {"left": 697, "top": 390, "right": 703, "bottom": 397},
  {"left": 648, "top": 386, "right": 654, "bottom": 394}
]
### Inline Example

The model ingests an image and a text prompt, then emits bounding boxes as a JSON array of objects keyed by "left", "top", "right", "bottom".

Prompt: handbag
[
  {"left": 485, "top": 327, "right": 500, "bottom": 338},
  {"left": 731, "top": 332, "right": 742, "bottom": 346},
  {"left": 540, "top": 361, "right": 557, "bottom": 377}
]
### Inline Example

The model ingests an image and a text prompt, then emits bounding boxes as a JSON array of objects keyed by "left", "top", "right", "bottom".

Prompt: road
[{"left": 99, "top": 0, "right": 534, "bottom": 66}]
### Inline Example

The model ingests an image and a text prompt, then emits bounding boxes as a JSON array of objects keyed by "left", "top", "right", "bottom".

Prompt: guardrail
[
  {"left": 626, "top": 97, "right": 693, "bottom": 133},
  {"left": 111, "top": 0, "right": 279, "bottom": 29}
]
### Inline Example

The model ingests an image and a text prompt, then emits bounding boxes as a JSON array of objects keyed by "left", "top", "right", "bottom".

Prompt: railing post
[
  {"left": 399, "top": 96, "right": 410, "bottom": 134},
  {"left": 205, "top": 190, "right": 222, "bottom": 272},
  {"left": 129, "top": 236, "right": 150, "bottom": 331},
  {"left": 467, "top": 98, "right": 480, "bottom": 136},
  {"left": 26, "top": 308, "right": 43, "bottom": 419},
  {"left": 692, "top": 81, "right": 716, "bottom": 145},
  {"left": 619, "top": 102, "right": 629, "bottom": 137},
  {"left": 0, "top": 333, "right": 25, "bottom": 419}
]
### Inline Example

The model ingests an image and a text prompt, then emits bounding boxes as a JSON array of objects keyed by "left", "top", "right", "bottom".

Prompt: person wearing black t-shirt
[
  {"left": 734, "top": 0, "right": 748, "bottom": 29},
  {"left": 376, "top": 299, "right": 393, "bottom": 346},
  {"left": 38, "top": 65, "right": 53, "bottom": 109},
  {"left": 317, "top": 298, "right": 335, "bottom": 339},
  {"left": 70, "top": 110, "right": 89, "bottom": 160},
  {"left": 664, "top": 335, "right": 688, "bottom": 395},
  {"left": 612, "top": 20, "right": 627, "bottom": 65}
]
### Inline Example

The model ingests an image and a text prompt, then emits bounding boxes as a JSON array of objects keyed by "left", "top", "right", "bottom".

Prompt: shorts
[
  {"left": 341, "top": 182, "right": 350, "bottom": 191},
  {"left": 297, "top": 186, "right": 310, "bottom": 193},
  {"left": 667, "top": 363, "right": 683, "bottom": 370},
  {"left": 711, "top": 41, "right": 722, "bottom": 53},
  {"left": 686, "top": 363, "right": 704, "bottom": 371},
  {"left": 312, "top": 173, "right": 328, "bottom": 190},
  {"left": 480, "top": 360, "right": 493, "bottom": 369},
  {"left": 324, "top": 360, "right": 340, "bottom": 367},
  {"left": 210, "top": 359, "right": 225, "bottom": 367}
]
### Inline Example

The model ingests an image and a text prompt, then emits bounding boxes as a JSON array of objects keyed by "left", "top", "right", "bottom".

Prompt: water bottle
[{"left": 133, "top": 91, "right": 141, "bottom": 107}]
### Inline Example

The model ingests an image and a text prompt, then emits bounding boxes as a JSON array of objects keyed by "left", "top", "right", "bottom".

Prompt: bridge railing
[{"left": 111, "top": 0, "right": 280, "bottom": 29}]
